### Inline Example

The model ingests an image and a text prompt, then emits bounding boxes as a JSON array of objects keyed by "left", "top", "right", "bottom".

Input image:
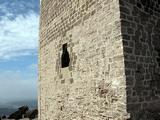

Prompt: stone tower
[{"left": 39, "top": 0, "right": 160, "bottom": 119}]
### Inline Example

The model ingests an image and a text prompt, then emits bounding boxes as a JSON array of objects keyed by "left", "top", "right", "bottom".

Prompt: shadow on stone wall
[{"left": 120, "top": 0, "right": 160, "bottom": 119}]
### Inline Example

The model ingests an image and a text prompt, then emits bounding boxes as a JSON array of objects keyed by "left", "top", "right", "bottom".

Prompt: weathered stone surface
[
  {"left": 39, "top": 0, "right": 127, "bottom": 120},
  {"left": 39, "top": 0, "right": 160, "bottom": 120}
]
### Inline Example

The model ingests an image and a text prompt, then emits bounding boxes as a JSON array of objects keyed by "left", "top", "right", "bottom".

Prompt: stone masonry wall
[
  {"left": 39, "top": 0, "right": 128, "bottom": 120},
  {"left": 120, "top": 0, "right": 160, "bottom": 119}
]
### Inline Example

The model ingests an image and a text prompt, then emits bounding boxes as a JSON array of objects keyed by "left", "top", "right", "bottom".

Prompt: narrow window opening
[{"left": 61, "top": 43, "right": 70, "bottom": 68}]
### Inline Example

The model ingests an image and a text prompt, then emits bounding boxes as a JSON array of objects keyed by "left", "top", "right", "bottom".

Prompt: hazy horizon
[{"left": 0, "top": 0, "right": 39, "bottom": 106}]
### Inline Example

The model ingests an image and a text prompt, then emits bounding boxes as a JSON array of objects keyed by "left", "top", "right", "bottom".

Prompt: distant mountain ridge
[
  {"left": 0, "top": 108, "right": 17, "bottom": 116},
  {"left": 10, "top": 99, "right": 38, "bottom": 109},
  {"left": 0, "top": 99, "right": 37, "bottom": 116}
]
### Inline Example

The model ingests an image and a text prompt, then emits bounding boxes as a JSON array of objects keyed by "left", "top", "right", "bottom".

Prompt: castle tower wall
[{"left": 39, "top": 0, "right": 128, "bottom": 120}]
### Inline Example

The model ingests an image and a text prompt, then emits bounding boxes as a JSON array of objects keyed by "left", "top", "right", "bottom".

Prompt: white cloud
[{"left": 0, "top": 11, "right": 39, "bottom": 60}]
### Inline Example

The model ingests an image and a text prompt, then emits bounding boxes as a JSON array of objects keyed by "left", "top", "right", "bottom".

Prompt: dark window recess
[{"left": 61, "top": 43, "right": 70, "bottom": 68}]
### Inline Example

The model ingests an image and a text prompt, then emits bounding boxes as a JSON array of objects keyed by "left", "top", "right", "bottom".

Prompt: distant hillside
[
  {"left": 0, "top": 99, "right": 37, "bottom": 116},
  {"left": 0, "top": 108, "right": 17, "bottom": 116},
  {"left": 10, "top": 99, "right": 38, "bottom": 109}
]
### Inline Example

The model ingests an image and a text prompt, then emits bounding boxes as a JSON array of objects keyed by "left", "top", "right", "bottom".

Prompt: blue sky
[{"left": 0, "top": 0, "right": 39, "bottom": 103}]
